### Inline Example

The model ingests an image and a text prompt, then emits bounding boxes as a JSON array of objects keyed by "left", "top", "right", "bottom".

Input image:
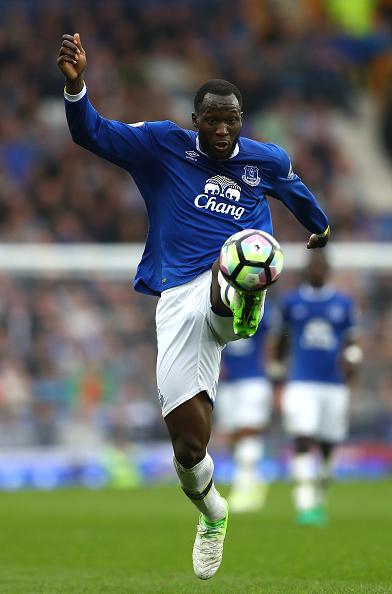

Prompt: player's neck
[
  {"left": 300, "top": 283, "right": 335, "bottom": 300},
  {"left": 196, "top": 136, "right": 240, "bottom": 159}
]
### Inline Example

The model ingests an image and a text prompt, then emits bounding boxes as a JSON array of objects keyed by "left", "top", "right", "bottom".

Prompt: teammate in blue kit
[
  {"left": 57, "top": 33, "right": 330, "bottom": 579},
  {"left": 270, "top": 251, "right": 362, "bottom": 525},
  {"left": 215, "top": 313, "right": 272, "bottom": 513}
]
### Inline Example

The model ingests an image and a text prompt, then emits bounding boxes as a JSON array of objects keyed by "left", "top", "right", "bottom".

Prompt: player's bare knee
[
  {"left": 295, "top": 436, "right": 314, "bottom": 453},
  {"left": 173, "top": 437, "right": 207, "bottom": 469},
  {"left": 319, "top": 441, "right": 334, "bottom": 460}
]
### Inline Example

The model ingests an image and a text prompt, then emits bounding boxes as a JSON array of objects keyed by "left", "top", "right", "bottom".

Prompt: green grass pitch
[{"left": 0, "top": 481, "right": 391, "bottom": 594}]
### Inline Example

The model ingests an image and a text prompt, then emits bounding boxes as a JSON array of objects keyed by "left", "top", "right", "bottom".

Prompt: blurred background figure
[
  {"left": 214, "top": 315, "right": 273, "bottom": 513},
  {"left": 269, "top": 251, "right": 362, "bottom": 525}
]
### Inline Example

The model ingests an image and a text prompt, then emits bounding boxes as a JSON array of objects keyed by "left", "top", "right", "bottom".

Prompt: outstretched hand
[
  {"left": 306, "top": 226, "right": 330, "bottom": 249},
  {"left": 57, "top": 33, "right": 86, "bottom": 91}
]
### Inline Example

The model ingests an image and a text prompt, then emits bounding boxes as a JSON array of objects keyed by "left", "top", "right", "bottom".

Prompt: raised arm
[
  {"left": 265, "top": 306, "right": 290, "bottom": 386},
  {"left": 57, "top": 33, "right": 86, "bottom": 95},
  {"left": 56, "top": 33, "right": 161, "bottom": 171},
  {"left": 265, "top": 146, "right": 330, "bottom": 250},
  {"left": 340, "top": 299, "right": 363, "bottom": 385}
]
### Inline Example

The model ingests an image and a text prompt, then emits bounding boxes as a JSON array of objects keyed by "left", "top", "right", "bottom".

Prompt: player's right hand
[
  {"left": 57, "top": 33, "right": 87, "bottom": 82},
  {"left": 306, "top": 225, "right": 330, "bottom": 249}
]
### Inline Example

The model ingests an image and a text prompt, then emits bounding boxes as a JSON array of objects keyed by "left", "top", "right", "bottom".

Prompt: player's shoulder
[
  {"left": 127, "top": 119, "right": 190, "bottom": 138},
  {"left": 127, "top": 119, "right": 174, "bottom": 133},
  {"left": 280, "top": 288, "right": 300, "bottom": 308},
  {"left": 331, "top": 289, "right": 355, "bottom": 308},
  {"left": 239, "top": 138, "right": 290, "bottom": 169},
  {"left": 284, "top": 285, "right": 303, "bottom": 300}
]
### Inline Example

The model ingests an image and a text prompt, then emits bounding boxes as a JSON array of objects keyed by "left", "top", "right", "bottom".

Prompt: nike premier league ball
[{"left": 220, "top": 229, "right": 284, "bottom": 292}]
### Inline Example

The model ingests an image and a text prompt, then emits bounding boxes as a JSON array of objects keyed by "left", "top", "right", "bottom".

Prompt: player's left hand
[
  {"left": 307, "top": 226, "right": 330, "bottom": 249},
  {"left": 341, "top": 344, "right": 363, "bottom": 383}
]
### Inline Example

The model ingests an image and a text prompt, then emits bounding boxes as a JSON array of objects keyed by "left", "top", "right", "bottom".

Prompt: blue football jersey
[
  {"left": 65, "top": 87, "right": 329, "bottom": 296},
  {"left": 281, "top": 285, "right": 359, "bottom": 384},
  {"left": 221, "top": 311, "right": 269, "bottom": 381}
]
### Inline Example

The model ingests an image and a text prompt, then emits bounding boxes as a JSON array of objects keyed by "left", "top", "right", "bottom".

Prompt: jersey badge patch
[{"left": 242, "top": 165, "right": 260, "bottom": 186}]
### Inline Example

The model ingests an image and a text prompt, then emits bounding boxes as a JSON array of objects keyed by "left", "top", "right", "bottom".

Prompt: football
[{"left": 219, "top": 229, "right": 284, "bottom": 292}]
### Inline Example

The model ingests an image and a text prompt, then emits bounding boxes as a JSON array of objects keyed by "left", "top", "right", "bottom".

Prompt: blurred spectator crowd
[
  {"left": 0, "top": 0, "right": 391, "bottom": 242},
  {"left": 0, "top": 272, "right": 390, "bottom": 448},
  {"left": 0, "top": 0, "right": 391, "bottom": 448},
  {"left": 0, "top": 275, "right": 163, "bottom": 447}
]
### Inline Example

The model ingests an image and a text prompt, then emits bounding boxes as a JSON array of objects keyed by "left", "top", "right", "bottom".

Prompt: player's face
[
  {"left": 306, "top": 253, "right": 330, "bottom": 287},
  {"left": 192, "top": 93, "right": 242, "bottom": 160}
]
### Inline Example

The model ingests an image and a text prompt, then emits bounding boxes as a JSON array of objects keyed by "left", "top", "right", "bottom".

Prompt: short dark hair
[{"left": 194, "top": 79, "right": 242, "bottom": 113}]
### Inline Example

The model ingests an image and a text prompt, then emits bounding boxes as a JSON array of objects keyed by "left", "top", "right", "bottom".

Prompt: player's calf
[{"left": 174, "top": 453, "right": 229, "bottom": 579}]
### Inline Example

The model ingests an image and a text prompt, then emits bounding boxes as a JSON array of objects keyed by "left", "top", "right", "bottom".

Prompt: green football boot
[
  {"left": 297, "top": 506, "right": 327, "bottom": 526},
  {"left": 230, "top": 290, "right": 266, "bottom": 338},
  {"left": 193, "top": 499, "right": 229, "bottom": 580}
]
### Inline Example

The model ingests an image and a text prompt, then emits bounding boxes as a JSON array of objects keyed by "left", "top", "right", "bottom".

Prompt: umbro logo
[{"left": 185, "top": 150, "right": 199, "bottom": 161}]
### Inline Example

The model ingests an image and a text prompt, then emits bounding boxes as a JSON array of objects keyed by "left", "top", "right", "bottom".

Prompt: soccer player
[
  {"left": 57, "top": 33, "right": 330, "bottom": 579},
  {"left": 270, "top": 250, "right": 362, "bottom": 525},
  {"left": 215, "top": 315, "right": 272, "bottom": 513}
]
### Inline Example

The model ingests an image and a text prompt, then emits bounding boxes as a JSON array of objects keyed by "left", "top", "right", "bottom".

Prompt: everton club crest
[{"left": 242, "top": 165, "right": 260, "bottom": 186}]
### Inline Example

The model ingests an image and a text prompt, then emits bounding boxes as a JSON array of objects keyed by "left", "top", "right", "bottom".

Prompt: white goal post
[{"left": 0, "top": 242, "right": 389, "bottom": 278}]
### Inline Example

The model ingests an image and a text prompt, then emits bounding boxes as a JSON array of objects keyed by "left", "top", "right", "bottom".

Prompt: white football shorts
[
  {"left": 156, "top": 270, "right": 239, "bottom": 418},
  {"left": 215, "top": 377, "right": 272, "bottom": 432},
  {"left": 282, "top": 381, "right": 350, "bottom": 442}
]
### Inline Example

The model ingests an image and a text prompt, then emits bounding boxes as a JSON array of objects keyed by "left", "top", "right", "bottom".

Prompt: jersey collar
[
  {"left": 299, "top": 284, "right": 336, "bottom": 301},
  {"left": 196, "top": 136, "right": 239, "bottom": 159}
]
